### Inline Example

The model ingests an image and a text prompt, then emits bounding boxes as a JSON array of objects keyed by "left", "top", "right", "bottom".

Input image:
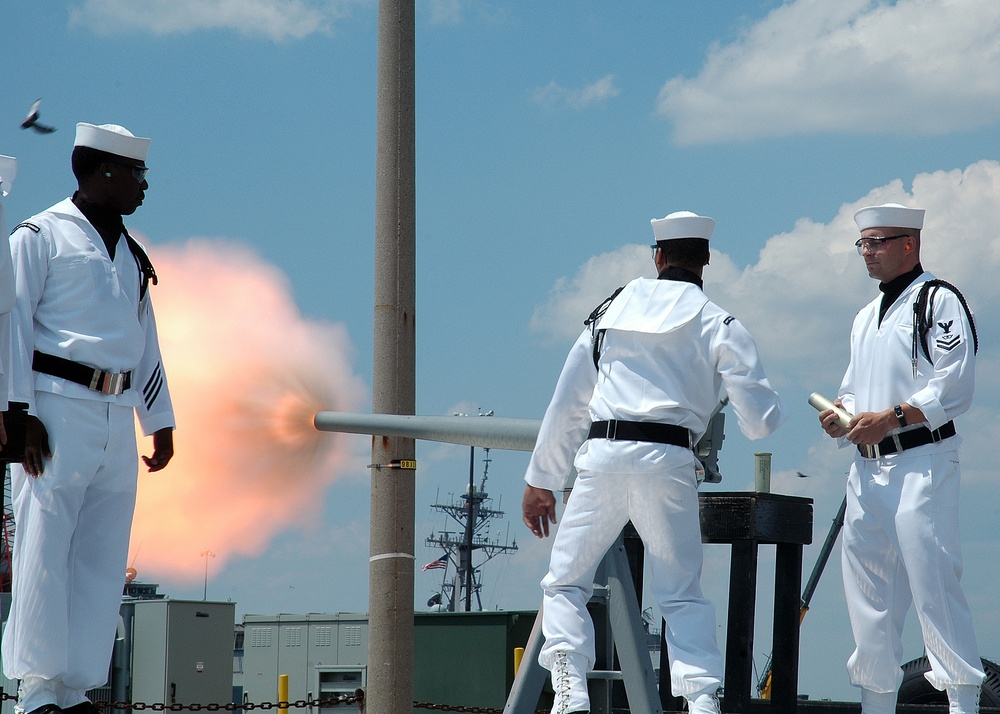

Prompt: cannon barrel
[{"left": 314, "top": 411, "right": 541, "bottom": 452}]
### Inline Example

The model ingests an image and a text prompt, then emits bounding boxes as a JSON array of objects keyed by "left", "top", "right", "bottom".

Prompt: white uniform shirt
[
  {"left": 525, "top": 277, "right": 786, "bottom": 491},
  {"left": 7, "top": 198, "right": 174, "bottom": 435},
  {"left": 839, "top": 271, "right": 974, "bottom": 444}
]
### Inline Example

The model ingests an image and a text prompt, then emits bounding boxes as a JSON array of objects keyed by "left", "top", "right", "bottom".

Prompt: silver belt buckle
[
  {"left": 98, "top": 371, "right": 125, "bottom": 395},
  {"left": 605, "top": 420, "right": 618, "bottom": 439},
  {"left": 861, "top": 443, "right": 880, "bottom": 459}
]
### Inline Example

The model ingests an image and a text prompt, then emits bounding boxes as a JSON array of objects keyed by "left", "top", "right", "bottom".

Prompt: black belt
[
  {"left": 857, "top": 420, "right": 957, "bottom": 459},
  {"left": 32, "top": 350, "right": 132, "bottom": 396},
  {"left": 588, "top": 420, "right": 692, "bottom": 448}
]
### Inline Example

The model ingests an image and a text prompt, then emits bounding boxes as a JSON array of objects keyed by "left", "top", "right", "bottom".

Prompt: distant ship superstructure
[{"left": 424, "top": 447, "right": 518, "bottom": 611}]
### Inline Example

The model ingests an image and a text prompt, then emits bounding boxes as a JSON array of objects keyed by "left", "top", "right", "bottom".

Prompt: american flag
[{"left": 421, "top": 554, "right": 449, "bottom": 571}]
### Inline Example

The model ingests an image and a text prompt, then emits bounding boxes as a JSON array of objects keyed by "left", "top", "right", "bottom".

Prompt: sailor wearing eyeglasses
[
  {"left": 817, "top": 203, "right": 983, "bottom": 714},
  {"left": 3, "top": 123, "right": 175, "bottom": 714}
]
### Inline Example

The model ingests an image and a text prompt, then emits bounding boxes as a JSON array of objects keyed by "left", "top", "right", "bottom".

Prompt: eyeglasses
[
  {"left": 108, "top": 161, "right": 149, "bottom": 184},
  {"left": 855, "top": 234, "right": 909, "bottom": 255}
]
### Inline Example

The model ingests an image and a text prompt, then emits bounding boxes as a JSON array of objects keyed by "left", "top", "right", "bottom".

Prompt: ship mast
[{"left": 425, "top": 445, "right": 518, "bottom": 611}]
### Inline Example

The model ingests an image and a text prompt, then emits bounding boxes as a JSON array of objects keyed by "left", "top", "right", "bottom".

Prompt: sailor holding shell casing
[{"left": 817, "top": 203, "right": 982, "bottom": 714}]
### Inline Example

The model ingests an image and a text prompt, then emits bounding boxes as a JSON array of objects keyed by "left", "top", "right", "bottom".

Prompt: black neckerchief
[
  {"left": 72, "top": 192, "right": 125, "bottom": 260},
  {"left": 71, "top": 192, "right": 157, "bottom": 300},
  {"left": 878, "top": 263, "right": 923, "bottom": 326},
  {"left": 658, "top": 265, "right": 703, "bottom": 289}
]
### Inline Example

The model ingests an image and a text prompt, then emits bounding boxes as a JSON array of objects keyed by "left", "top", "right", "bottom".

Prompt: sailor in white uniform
[
  {"left": 818, "top": 203, "right": 983, "bottom": 714},
  {"left": 2, "top": 123, "right": 175, "bottom": 714},
  {"left": 522, "top": 211, "right": 786, "bottom": 714}
]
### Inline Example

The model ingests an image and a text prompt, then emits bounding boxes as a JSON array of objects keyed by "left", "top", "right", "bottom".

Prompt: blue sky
[{"left": 4, "top": 0, "right": 1000, "bottom": 702}]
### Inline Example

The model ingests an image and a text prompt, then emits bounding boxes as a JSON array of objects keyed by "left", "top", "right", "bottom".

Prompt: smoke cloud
[{"left": 128, "top": 238, "right": 368, "bottom": 582}]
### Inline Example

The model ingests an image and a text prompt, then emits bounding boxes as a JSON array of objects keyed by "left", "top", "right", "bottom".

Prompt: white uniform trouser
[
  {"left": 538, "top": 461, "right": 723, "bottom": 697},
  {"left": 842, "top": 449, "right": 984, "bottom": 693},
  {"left": 2, "top": 391, "right": 138, "bottom": 712}
]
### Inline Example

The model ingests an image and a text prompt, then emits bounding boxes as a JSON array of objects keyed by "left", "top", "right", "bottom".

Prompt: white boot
[
  {"left": 948, "top": 685, "right": 980, "bottom": 714},
  {"left": 550, "top": 650, "right": 590, "bottom": 714},
  {"left": 860, "top": 688, "right": 897, "bottom": 714},
  {"left": 687, "top": 688, "right": 721, "bottom": 714}
]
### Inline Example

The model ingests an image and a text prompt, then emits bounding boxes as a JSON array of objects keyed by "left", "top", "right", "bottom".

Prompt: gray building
[
  {"left": 242, "top": 613, "right": 367, "bottom": 713},
  {"left": 1, "top": 594, "right": 235, "bottom": 714},
  {"left": 243, "top": 610, "right": 537, "bottom": 713}
]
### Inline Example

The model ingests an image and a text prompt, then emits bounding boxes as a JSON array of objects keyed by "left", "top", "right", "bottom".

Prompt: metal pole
[
  {"left": 201, "top": 549, "right": 214, "bottom": 601},
  {"left": 800, "top": 496, "right": 847, "bottom": 610},
  {"left": 370, "top": 0, "right": 415, "bottom": 712},
  {"left": 278, "top": 674, "right": 289, "bottom": 714}
]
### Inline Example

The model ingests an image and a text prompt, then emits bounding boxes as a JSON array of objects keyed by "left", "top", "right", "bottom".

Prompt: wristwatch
[{"left": 893, "top": 404, "right": 907, "bottom": 428}]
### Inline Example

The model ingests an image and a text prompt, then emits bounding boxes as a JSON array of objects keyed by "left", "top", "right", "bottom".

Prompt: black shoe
[
  {"left": 26, "top": 706, "right": 65, "bottom": 714},
  {"left": 62, "top": 703, "right": 102, "bottom": 714}
]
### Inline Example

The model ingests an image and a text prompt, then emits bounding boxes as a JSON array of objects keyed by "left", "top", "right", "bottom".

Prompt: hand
[
  {"left": 818, "top": 407, "right": 847, "bottom": 438},
  {"left": 142, "top": 427, "right": 174, "bottom": 472},
  {"left": 522, "top": 484, "right": 557, "bottom": 539},
  {"left": 22, "top": 415, "right": 52, "bottom": 478},
  {"left": 845, "top": 410, "right": 895, "bottom": 447}
]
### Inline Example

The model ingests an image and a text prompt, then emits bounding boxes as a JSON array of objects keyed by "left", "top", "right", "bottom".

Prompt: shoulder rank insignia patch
[
  {"left": 935, "top": 320, "right": 962, "bottom": 352},
  {"left": 723, "top": 316, "right": 736, "bottom": 325},
  {"left": 12, "top": 221, "right": 39, "bottom": 234}
]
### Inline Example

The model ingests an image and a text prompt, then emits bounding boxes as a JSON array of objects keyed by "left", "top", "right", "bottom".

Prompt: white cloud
[
  {"left": 529, "top": 243, "right": 653, "bottom": 342},
  {"left": 533, "top": 74, "right": 621, "bottom": 110},
  {"left": 424, "top": 0, "right": 463, "bottom": 25},
  {"left": 531, "top": 160, "right": 1000, "bottom": 389},
  {"left": 419, "top": 0, "right": 510, "bottom": 26},
  {"left": 657, "top": 0, "right": 1000, "bottom": 144},
  {"left": 68, "top": 0, "right": 364, "bottom": 41}
]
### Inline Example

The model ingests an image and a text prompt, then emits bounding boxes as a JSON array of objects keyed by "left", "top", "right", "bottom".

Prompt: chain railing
[
  {"left": 0, "top": 692, "right": 365, "bottom": 712},
  {"left": 0, "top": 689, "right": 552, "bottom": 714},
  {"left": 413, "top": 703, "right": 506, "bottom": 712}
]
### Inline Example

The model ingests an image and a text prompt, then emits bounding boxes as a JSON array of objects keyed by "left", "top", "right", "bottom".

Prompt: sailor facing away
[{"left": 522, "top": 210, "right": 786, "bottom": 714}]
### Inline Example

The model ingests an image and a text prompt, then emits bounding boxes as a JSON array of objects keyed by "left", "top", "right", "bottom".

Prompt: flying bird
[{"left": 21, "top": 98, "right": 57, "bottom": 133}]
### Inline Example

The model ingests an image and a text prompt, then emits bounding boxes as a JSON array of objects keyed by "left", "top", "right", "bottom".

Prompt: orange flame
[{"left": 128, "top": 238, "right": 367, "bottom": 582}]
